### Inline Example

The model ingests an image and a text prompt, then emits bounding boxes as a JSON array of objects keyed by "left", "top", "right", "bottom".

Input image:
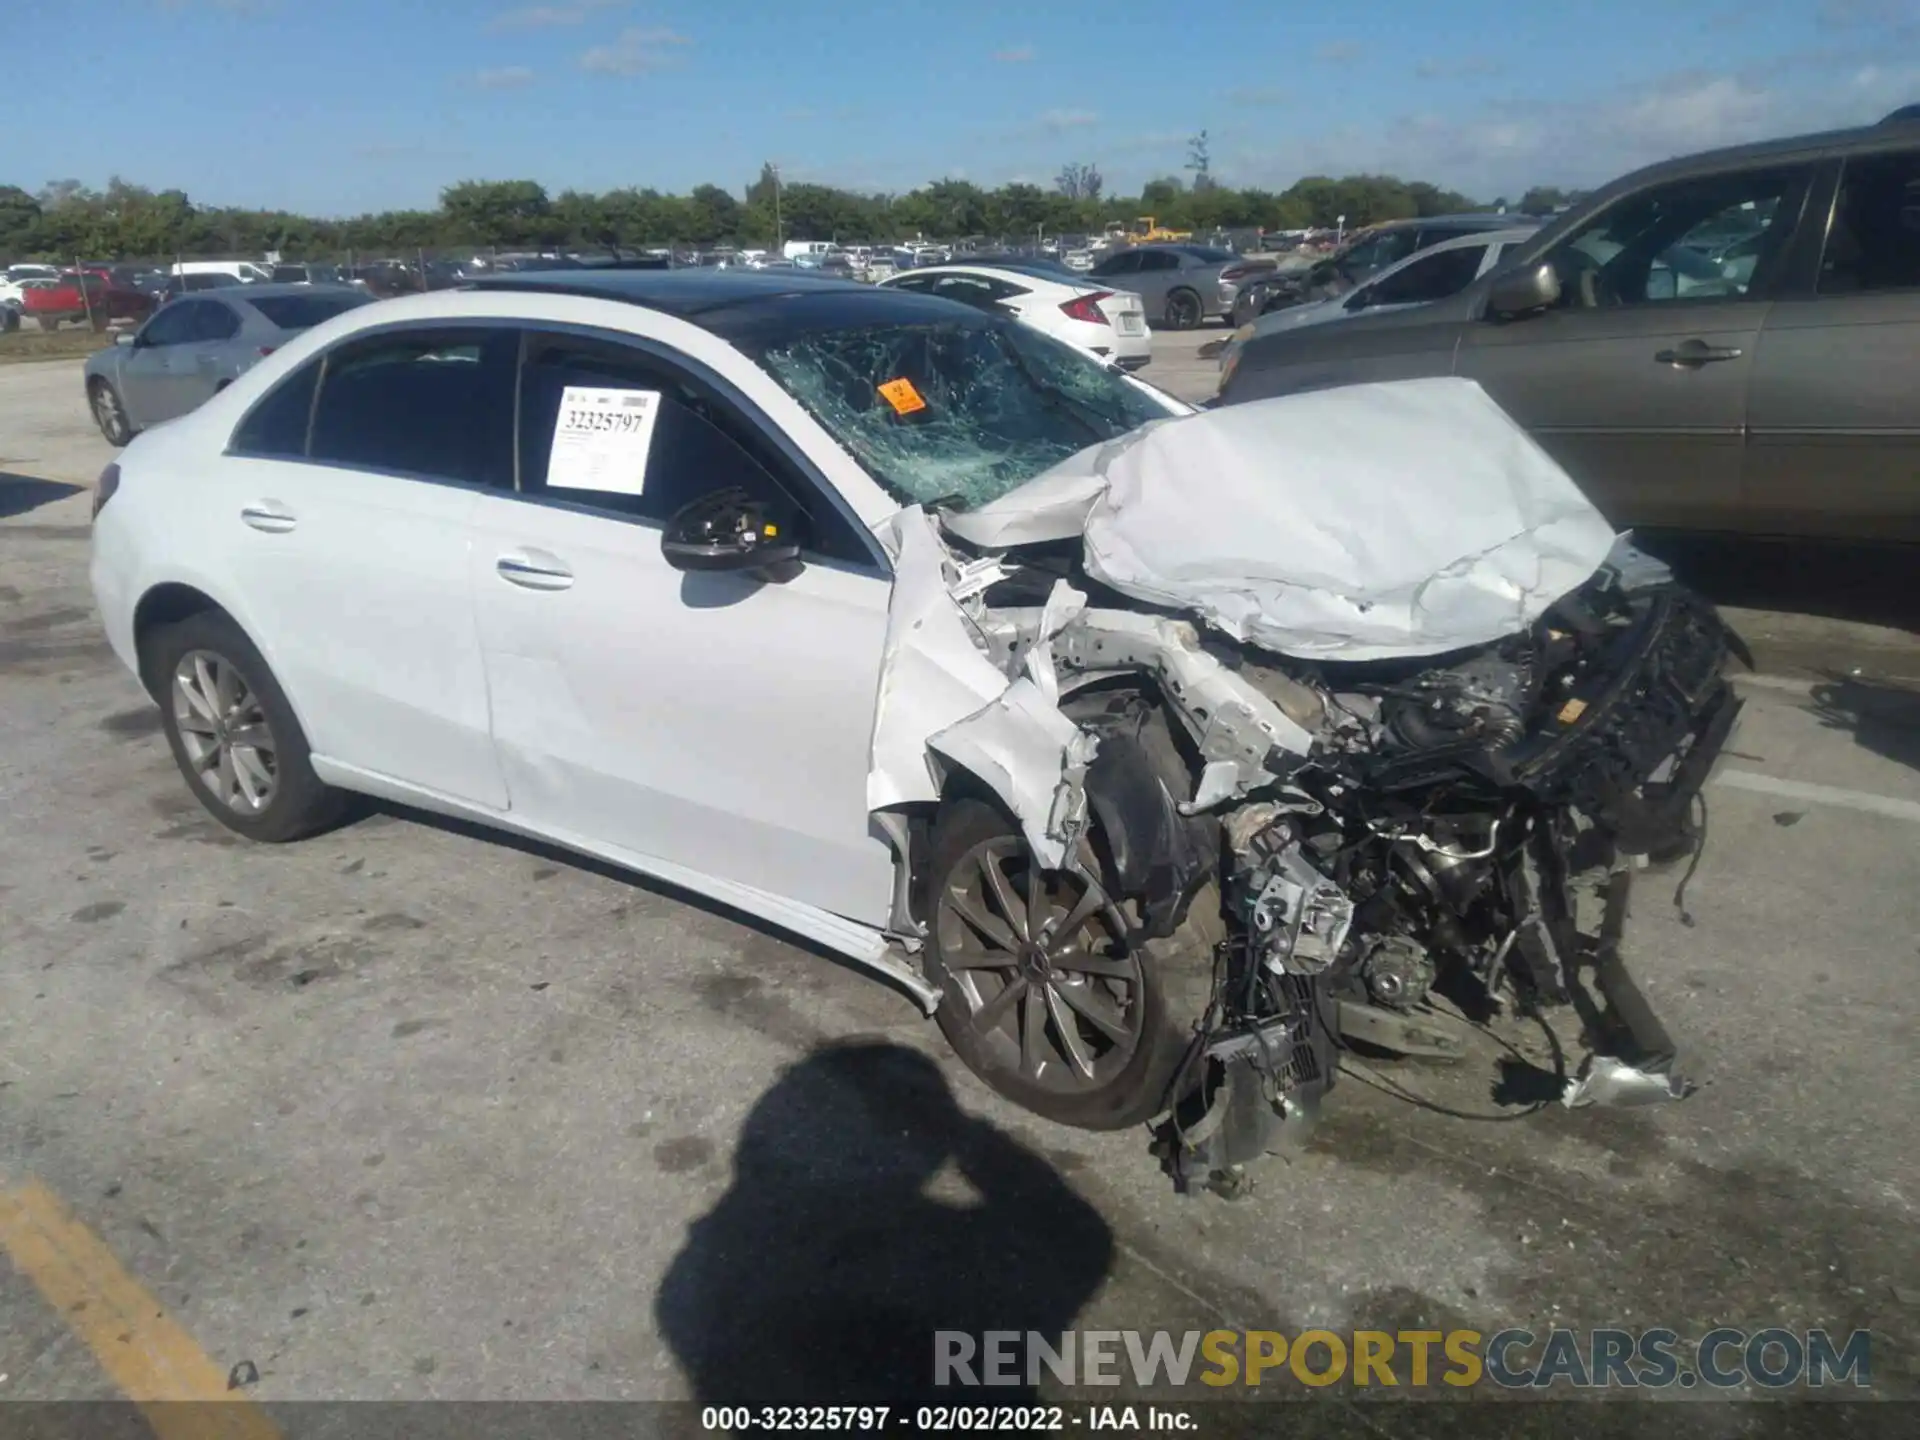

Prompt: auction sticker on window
[
  {"left": 546, "top": 386, "right": 661, "bottom": 496},
  {"left": 877, "top": 377, "right": 927, "bottom": 416}
]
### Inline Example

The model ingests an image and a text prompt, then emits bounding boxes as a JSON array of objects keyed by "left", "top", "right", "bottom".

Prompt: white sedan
[
  {"left": 880, "top": 260, "right": 1151, "bottom": 369},
  {"left": 87, "top": 269, "right": 1733, "bottom": 1171}
]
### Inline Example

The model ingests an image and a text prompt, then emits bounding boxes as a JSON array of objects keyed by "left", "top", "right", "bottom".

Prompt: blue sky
[{"left": 9, "top": 0, "right": 1918, "bottom": 215}]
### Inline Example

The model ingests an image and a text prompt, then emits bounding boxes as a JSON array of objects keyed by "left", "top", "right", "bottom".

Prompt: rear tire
[
  {"left": 922, "top": 798, "right": 1218, "bottom": 1130},
  {"left": 144, "top": 610, "right": 349, "bottom": 843}
]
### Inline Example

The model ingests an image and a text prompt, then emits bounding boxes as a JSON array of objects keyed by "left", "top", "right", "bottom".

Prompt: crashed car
[{"left": 89, "top": 274, "right": 1742, "bottom": 1187}]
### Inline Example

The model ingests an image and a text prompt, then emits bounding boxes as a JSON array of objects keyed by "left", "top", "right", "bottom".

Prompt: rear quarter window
[{"left": 247, "top": 294, "right": 369, "bottom": 330}]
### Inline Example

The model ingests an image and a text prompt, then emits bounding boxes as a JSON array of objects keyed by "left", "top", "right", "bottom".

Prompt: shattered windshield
[{"left": 749, "top": 320, "right": 1172, "bottom": 510}]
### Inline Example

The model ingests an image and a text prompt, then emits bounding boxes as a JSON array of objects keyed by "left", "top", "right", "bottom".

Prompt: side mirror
[
  {"left": 1487, "top": 261, "right": 1561, "bottom": 317},
  {"left": 115, "top": 331, "right": 137, "bottom": 347},
  {"left": 661, "top": 487, "right": 803, "bottom": 577}
]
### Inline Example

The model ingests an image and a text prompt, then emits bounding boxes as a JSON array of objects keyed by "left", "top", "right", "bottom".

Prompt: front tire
[
  {"left": 145, "top": 610, "right": 348, "bottom": 843},
  {"left": 1161, "top": 288, "right": 1203, "bottom": 331},
  {"left": 88, "top": 379, "right": 134, "bottom": 446},
  {"left": 922, "top": 798, "right": 1217, "bottom": 1130}
]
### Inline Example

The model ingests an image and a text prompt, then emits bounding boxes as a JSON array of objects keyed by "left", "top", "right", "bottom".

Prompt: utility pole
[{"left": 772, "top": 164, "right": 783, "bottom": 252}]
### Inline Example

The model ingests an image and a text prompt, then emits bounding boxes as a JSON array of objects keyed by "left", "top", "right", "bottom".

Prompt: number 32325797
[{"left": 561, "top": 407, "right": 645, "bottom": 434}]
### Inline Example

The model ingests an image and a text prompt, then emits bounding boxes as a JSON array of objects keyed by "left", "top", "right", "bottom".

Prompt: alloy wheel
[
  {"left": 91, "top": 384, "right": 126, "bottom": 443},
  {"left": 935, "top": 836, "right": 1144, "bottom": 1093},
  {"left": 171, "top": 649, "right": 279, "bottom": 814}
]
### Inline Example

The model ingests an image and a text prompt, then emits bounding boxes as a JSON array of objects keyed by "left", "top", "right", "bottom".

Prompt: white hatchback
[{"left": 880, "top": 261, "right": 1152, "bottom": 369}]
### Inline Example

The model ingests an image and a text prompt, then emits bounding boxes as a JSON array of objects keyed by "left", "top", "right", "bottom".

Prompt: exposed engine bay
[
  {"left": 865, "top": 379, "right": 1746, "bottom": 1192},
  {"left": 957, "top": 547, "right": 1740, "bottom": 1189}
]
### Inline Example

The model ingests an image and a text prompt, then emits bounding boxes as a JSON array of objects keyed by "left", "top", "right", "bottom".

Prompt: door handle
[
  {"left": 495, "top": 552, "right": 574, "bottom": 591},
  {"left": 239, "top": 502, "right": 296, "bottom": 534},
  {"left": 1654, "top": 340, "right": 1743, "bottom": 368}
]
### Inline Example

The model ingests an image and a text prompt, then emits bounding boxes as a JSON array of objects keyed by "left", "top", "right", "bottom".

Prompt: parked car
[
  {"left": 154, "top": 272, "right": 245, "bottom": 303},
  {"left": 82, "top": 283, "right": 370, "bottom": 444},
  {"left": 171, "top": 260, "right": 274, "bottom": 284},
  {"left": 1230, "top": 214, "right": 1532, "bottom": 327},
  {"left": 270, "top": 263, "right": 349, "bottom": 286},
  {"left": 19, "top": 271, "right": 156, "bottom": 331},
  {"left": 1085, "top": 243, "right": 1240, "bottom": 329},
  {"left": 1217, "top": 228, "right": 1537, "bottom": 381},
  {"left": 881, "top": 261, "right": 1152, "bottom": 368},
  {"left": 88, "top": 270, "right": 1740, "bottom": 1181},
  {"left": 1221, "top": 111, "right": 1920, "bottom": 543}
]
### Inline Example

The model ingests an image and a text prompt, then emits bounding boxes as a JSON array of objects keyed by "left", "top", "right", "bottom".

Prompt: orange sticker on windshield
[{"left": 878, "top": 378, "right": 927, "bottom": 415}]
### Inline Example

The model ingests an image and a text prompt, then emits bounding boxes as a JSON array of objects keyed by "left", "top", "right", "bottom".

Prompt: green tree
[
  {"left": 439, "top": 180, "right": 553, "bottom": 247},
  {"left": 0, "top": 184, "right": 43, "bottom": 253}
]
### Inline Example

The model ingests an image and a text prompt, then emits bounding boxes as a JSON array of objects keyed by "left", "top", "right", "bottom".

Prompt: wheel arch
[
  {"left": 129, "top": 583, "right": 319, "bottom": 746},
  {"left": 917, "top": 674, "right": 1217, "bottom": 942}
]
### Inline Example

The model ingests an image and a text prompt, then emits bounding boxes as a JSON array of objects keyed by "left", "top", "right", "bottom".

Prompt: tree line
[{"left": 0, "top": 167, "right": 1586, "bottom": 261}]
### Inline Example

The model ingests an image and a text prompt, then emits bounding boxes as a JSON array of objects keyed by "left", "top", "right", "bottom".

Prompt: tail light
[
  {"left": 92, "top": 462, "right": 120, "bottom": 520},
  {"left": 1060, "top": 290, "right": 1114, "bottom": 326},
  {"left": 1219, "top": 264, "right": 1262, "bottom": 282}
]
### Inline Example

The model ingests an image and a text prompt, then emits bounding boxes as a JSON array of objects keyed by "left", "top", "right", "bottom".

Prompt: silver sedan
[{"left": 84, "top": 283, "right": 371, "bottom": 445}]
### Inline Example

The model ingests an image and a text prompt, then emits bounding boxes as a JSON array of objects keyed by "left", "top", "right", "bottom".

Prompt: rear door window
[
  {"left": 1820, "top": 148, "right": 1920, "bottom": 293},
  {"left": 247, "top": 293, "right": 369, "bottom": 330},
  {"left": 192, "top": 302, "right": 241, "bottom": 343},
  {"left": 231, "top": 361, "right": 321, "bottom": 457},
  {"left": 308, "top": 328, "right": 517, "bottom": 487},
  {"left": 929, "top": 275, "right": 1025, "bottom": 310}
]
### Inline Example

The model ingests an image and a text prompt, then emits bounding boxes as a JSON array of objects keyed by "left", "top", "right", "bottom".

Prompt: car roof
[
  {"left": 904, "top": 260, "right": 1085, "bottom": 286},
  {"left": 196, "top": 282, "right": 364, "bottom": 302},
  {"left": 467, "top": 268, "right": 991, "bottom": 343},
  {"left": 1608, "top": 113, "right": 1920, "bottom": 188}
]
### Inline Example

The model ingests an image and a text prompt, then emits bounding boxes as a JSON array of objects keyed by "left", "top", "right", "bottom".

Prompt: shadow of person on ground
[
  {"left": 655, "top": 1041, "right": 1114, "bottom": 1404},
  {"left": 0, "top": 472, "right": 83, "bottom": 520},
  {"left": 1808, "top": 672, "right": 1920, "bottom": 772}
]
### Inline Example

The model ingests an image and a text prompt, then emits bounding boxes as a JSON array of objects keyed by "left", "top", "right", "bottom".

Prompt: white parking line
[{"left": 1712, "top": 768, "right": 1920, "bottom": 824}]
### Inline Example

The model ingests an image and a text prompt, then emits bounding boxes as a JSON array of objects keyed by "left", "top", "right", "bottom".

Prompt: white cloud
[
  {"left": 1232, "top": 60, "right": 1920, "bottom": 199},
  {"left": 995, "top": 44, "right": 1035, "bottom": 62},
  {"left": 488, "top": 1, "right": 625, "bottom": 31},
  {"left": 1316, "top": 40, "right": 1362, "bottom": 65},
  {"left": 580, "top": 26, "right": 690, "bottom": 75},
  {"left": 474, "top": 66, "right": 535, "bottom": 89},
  {"left": 1036, "top": 108, "right": 1099, "bottom": 132}
]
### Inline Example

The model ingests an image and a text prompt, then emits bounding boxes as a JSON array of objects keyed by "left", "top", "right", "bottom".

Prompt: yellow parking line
[{"left": 0, "top": 1178, "right": 281, "bottom": 1440}]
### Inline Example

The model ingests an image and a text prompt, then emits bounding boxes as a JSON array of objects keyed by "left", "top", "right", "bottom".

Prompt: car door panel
[
  {"left": 205, "top": 327, "right": 517, "bottom": 808},
  {"left": 470, "top": 501, "right": 896, "bottom": 923},
  {"left": 1457, "top": 302, "right": 1763, "bottom": 529},
  {"left": 214, "top": 458, "right": 506, "bottom": 808},
  {"left": 1745, "top": 292, "right": 1920, "bottom": 543},
  {"left": 1743, "top": 149, "right": 1920, "bottom": 543},
  {"left": 119, "top": 303, "right": 201, "bottom": 425},
  {"left": 470, "top": 327, "right": 898, "bottom": 925}
]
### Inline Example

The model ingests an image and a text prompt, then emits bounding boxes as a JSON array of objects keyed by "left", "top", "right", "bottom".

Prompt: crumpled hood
[{"left": 942, "top": 376, "right": 1620, "bottom": 662}]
